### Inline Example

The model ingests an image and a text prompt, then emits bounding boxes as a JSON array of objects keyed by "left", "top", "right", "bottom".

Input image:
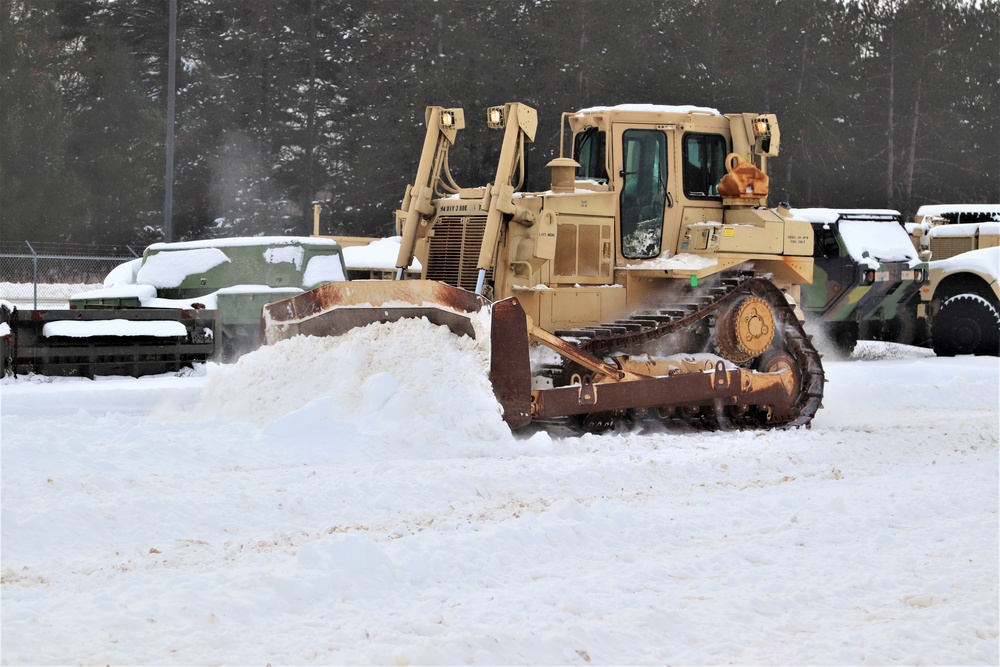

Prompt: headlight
[
  {"left": 487, "top": 105, "right": 505, "bottom": 129},
  {"left": 440, "top": 108, "right": 461, "bottom": 129}
]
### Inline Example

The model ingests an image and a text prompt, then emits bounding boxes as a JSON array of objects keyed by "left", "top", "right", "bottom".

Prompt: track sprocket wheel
[{"left": 716, "top": 295, "right": 776, "bottom": 364}]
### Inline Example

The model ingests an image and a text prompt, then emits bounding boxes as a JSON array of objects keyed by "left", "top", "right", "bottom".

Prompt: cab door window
[{"left": 620, "top": 129, "right": 666, "bottom": 259}]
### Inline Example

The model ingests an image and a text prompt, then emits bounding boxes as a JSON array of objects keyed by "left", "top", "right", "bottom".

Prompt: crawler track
[{"left": 551, "top": 273, "right": 825, "bottom": 429}]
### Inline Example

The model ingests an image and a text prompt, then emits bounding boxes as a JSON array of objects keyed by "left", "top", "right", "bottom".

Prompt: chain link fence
[{"left": 0, "top": 242, "right": 141, "bottom": 309}]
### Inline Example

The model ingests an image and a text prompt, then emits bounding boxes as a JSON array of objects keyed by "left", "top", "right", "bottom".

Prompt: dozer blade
[{"left": 262, "top": 280, "right": 489, "bottom": 343}]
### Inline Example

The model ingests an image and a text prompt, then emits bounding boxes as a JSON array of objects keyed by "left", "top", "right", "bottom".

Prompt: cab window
[
  {"left": 683, "top": 133, "right": 727, "bottom": 199},
  {"left": 573, "top": 127, "right": 608, "bottom": 183},
  {"left": 813, "top": 225, "right": 841, "bottom": 258}
]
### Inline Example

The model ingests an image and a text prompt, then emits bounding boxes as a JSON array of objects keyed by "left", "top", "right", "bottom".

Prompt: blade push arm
[
  {"left": 474, "top": 103, "right": 538, "bottom": 295},
  {"left": 395, "top": 106, "right": 465, "bottom": 278}
]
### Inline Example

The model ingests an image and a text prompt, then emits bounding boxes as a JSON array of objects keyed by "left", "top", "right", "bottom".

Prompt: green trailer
[{"left": 70, "top": 236, "right": 348, "bottom": 360}]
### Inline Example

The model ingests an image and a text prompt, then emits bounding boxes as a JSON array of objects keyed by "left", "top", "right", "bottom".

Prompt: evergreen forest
[{"left": 2, "top": 0, "right": 998, "bottom": 247}]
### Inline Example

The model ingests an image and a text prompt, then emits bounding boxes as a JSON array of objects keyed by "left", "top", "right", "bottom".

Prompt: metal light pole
[{"left": 163, "top": 0, "right": 177, "bottom": 242}]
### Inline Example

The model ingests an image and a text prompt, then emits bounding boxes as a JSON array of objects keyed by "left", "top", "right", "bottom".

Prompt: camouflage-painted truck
[{"left": 794, "top": 208, "right": 928, "bottom": 355}]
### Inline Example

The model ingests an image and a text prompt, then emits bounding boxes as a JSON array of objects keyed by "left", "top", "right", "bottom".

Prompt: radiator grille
[
  {"left": 929, "top": 236, "right": 975, "bottom": 261},
  {"left": 426, "top": 216, "right": 491, "bottom": 290}
]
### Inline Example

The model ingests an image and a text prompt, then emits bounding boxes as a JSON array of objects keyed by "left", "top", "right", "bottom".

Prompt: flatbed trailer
[{"left": 1, "top": 306, "right": 219, "bottom": 378}]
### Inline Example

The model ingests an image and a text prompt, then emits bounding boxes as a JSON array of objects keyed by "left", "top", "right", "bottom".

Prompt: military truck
[
  {"left": 69, "top": 236, "right": 348, "bottom": 360},
  {"left": 905, "top": 205, "right": 1000, "bottom": 356},
  {"left": 793, "top": 208, "right": 928, "bottom": 355},
  {"left": 263, "top": 102, "right": 825, "bottom": 432}
]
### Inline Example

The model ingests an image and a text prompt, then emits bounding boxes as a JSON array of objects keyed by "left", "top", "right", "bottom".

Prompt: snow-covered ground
[
  {"left": 1, "top": 321, "right": 998, "bottom": 665},
  {"left": 0, "top": 281, "right": 102, "bottom": 310}
]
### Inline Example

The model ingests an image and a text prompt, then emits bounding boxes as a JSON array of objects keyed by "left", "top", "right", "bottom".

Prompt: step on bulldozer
[{"left": 264, "top": 103, "right": 825, "bottom": 432}]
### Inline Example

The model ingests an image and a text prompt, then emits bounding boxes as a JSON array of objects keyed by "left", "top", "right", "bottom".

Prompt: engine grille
[
  {"left": 426, "top": 216, "right": 492, "bottom": 291},
  {"left": 929, "top": 236, "right": 975, "bottom": 261}
]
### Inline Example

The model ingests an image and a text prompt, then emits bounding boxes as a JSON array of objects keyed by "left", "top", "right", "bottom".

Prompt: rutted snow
[{"left": 1, "top": 329, "right": 997, "bottom": 665}]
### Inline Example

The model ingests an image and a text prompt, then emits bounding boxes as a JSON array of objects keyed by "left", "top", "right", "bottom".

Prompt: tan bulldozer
[{"left": 263, "top": 102, "right": 824, "bottom": 432}]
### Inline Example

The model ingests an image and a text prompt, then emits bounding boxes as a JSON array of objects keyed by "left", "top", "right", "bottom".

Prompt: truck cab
[{"left": 794, "top": 209, "right": 928, "bottom": 353}]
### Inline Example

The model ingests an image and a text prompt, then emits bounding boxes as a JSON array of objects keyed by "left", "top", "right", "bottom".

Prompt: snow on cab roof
[
  {"left": 927, "top": 221, "right": 1000, "bottom": 238},
  {"left": 791, "top": 208, "right": 901, "bottom": 224},
  {"left": 575, "top": 104, "right": 721, "bottom": 116},
  {"left": 916, "top": 204, "right": 1000, "bottom": 217},
  {"left": 146, "top": 236, "right": 339, "bottom": 252}
]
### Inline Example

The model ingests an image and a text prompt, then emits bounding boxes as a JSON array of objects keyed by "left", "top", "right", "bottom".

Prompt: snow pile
[
  {"left": 197, "top": 316, "right": 514, "bottom": 455},
  {"left": 791, "top": 208, "right": 918, "bottom": 266}
]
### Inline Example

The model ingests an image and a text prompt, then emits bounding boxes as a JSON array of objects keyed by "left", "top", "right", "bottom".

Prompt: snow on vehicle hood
[
  {"left": 836, "top": 220, "right": 919, "bottom": 266},
  {"left": 791, "top": 208, "right": 917, "bottom": 267},
  {"left": 930, "top": 246, "right": 1000, "bottom": 283}
]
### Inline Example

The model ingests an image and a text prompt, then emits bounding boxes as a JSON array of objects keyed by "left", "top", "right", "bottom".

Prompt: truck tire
[
  {"left": 824, "top": 321, "right": 859, "bottom": 357},
  {"left": 860, "top": 308, "right": 917, "bottom": 346},
  {"left": 931, "top": 294, "right": 1000, "bottom": 357}
]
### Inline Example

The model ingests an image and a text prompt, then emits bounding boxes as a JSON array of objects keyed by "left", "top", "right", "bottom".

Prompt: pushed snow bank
[{"left": 198, "top": 316, "right": 515, "bottom": 453}]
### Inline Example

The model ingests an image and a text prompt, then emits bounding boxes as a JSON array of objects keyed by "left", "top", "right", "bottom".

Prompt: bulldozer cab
[{"left": 559, "top": 106, "right": 796, "bottom": 276}]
